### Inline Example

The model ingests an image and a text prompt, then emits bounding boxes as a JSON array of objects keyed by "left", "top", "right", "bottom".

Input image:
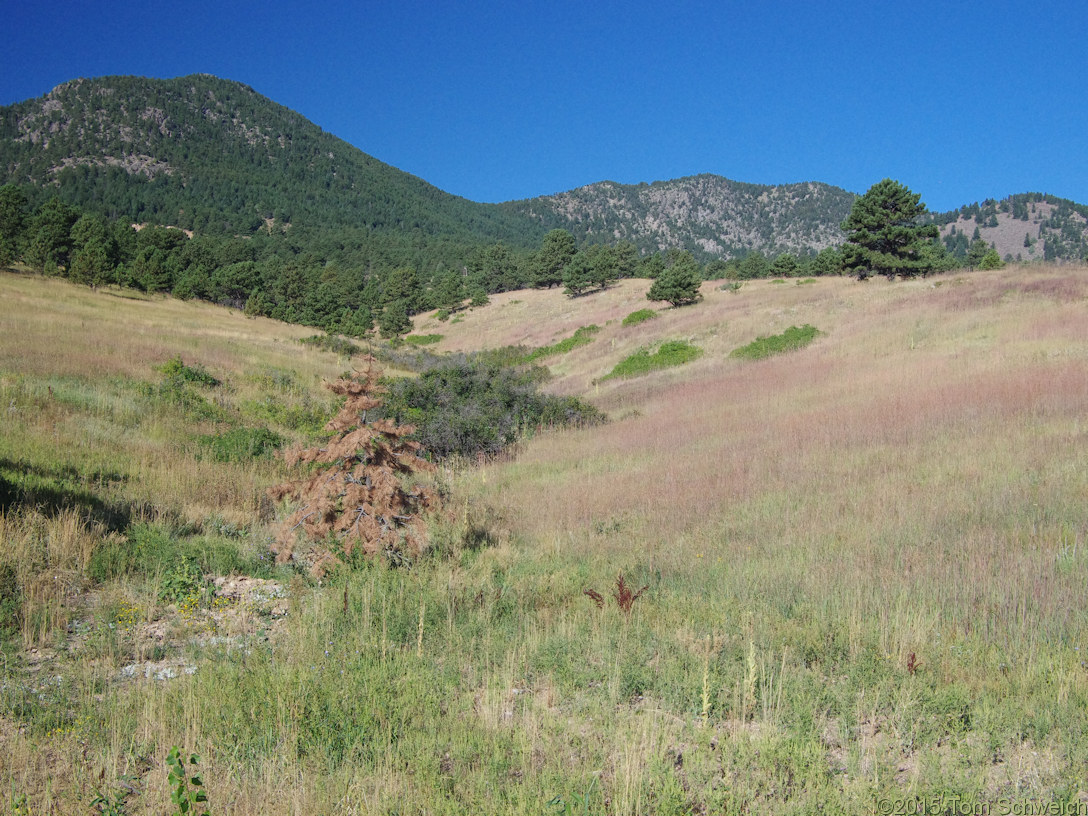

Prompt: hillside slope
[
  {"left": 502, "top": 174, "right": 857, "bottom": 259},
  {"left": 0, "top": 74, "right": 546, "bottom": 249},
  {"left": 4, "top": 72, "right": 1088, "bottom": 282},
  {"left": 5, "top": 266, "right": 1088, "bottom": 811},
  {"left": 935, "top": 193, "right": 1088, "bottom": 263}
]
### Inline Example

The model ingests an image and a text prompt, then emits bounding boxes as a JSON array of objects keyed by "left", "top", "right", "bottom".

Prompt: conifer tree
[
  {"left": 841, "top": 179, "right": 939, "bottom": 279},
  {"left": 647, "top": 251, "right": 703, "bottom": 306},
  {"left": 269, "top": 356, "right": 439, "bottom": 574}
]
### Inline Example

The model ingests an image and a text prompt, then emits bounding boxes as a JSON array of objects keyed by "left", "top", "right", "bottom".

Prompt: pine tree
[
  {"left": 646, "top": 251, "right": 703, "bottom": 306},
  {"left": 268, "top": 356, "right": 439, "bottom": 575},
  {"left": 533, "top": 229, "right": 576, "bottom": 288},
  {"left": 841, "top": 179, "right": 939, "bottom": 280}
]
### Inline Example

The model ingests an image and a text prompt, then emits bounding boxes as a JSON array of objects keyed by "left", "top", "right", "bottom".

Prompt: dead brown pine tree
[{"left": 268, "top": 355, "right": 440, "bottom": 576}]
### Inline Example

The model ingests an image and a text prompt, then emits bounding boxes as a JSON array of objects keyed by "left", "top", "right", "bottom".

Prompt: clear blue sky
[{"left": 2, "top": 0, "right": 1085, "bottom": 212}]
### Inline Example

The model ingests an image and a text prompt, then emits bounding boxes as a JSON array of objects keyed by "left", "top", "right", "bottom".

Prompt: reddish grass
[{"left": 459, "top": 264, "right": 1088, "bottom": 655}]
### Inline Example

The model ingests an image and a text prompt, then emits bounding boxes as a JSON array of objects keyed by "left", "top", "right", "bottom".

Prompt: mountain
[
  {"left": 2, "top": 73, "right": 1087, "bottom": 285},
  {"left": 502, "top": 175, "right": 858, "bottom": 259},
  {"left": 0, "top": 74, "right": 547, "bottom": 266},
  {"left": 0, "top": 74, "right": 857, "bottom": 266},
  {"left": 932, "top": 194, "right": 1088, "bottom": 264}
]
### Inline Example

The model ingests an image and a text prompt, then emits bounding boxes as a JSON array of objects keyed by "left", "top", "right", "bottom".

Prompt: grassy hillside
[{"left": 4, "top": 267, "right": 1088, "bottom": 813}]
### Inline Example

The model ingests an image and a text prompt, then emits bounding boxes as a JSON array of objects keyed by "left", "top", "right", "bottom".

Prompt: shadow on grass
[{"left": 0, "top": 456, "right": 142, "bottom": 533}]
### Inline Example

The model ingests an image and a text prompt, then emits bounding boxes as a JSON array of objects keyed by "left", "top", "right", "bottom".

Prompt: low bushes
[
  {"left": 381, "top": 360, "right": 605, "bottom": 460},
  {"left": 199, "top": 427, "right": 284, "bottom": 462},
  {"left": 299, "top": 334, "right": 362, "bottom": 356},
  {"left": 404, "top": 334, "right": 443, "bottom": 346},
  {"left": 622, "top": 309, "right": 658, "bottom": 327},
  {"left": 601, "top": 340, "right": 702, "bottom": 380},
  {"left": 521, "top": 325, "right": 600, "bottom": 363},
  {"left": 730, "top": 324, "right": 822, "bottom": 360}
]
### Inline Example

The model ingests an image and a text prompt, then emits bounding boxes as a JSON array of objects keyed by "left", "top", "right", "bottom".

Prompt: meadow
[{"left": 3, "top": 267, "right": 1088, "bottom": 814}]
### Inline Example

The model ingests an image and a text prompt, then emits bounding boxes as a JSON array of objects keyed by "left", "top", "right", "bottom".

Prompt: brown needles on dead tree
[{"left": 268, "top": 354, "right": 439, "bottom": 575}]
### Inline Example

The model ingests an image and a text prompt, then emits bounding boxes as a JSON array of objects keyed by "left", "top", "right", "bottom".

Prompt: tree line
[{"left": 0, "top": 179, "right": 1027, "bottom": 338}]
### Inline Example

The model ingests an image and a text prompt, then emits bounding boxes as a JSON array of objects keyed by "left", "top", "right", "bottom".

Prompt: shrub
[
  {"left": 142, "top": 359, "right": 226, "bottom": 421},
  {"left": 0, "top": 562, "right": 19, "bottom": 636},
  {"left": 521, "top": 325, "right": 600, "bottom": 363},
  {"left": 87, "top": 522, "right": 253, "bottom": 585},
  {"left": 157, "top": 356, "right": 220, "bottom": 387},
  {"left": 299, "top": 334, "right": 361, "bottom": 356},
  {"left": 243, "top": 395, "right": 330, "bottom": 434},
  {"left": 730, "top": 324, "right": 822, "bottom": 360},
  {"left": 600, "top": 340, "right": 702, "bottom": 380},
  {"left": 158, "top": 558, "right": 209, "bottom": 604},
  {"left": 381, "top": 360, "right": 605, "bottom": 460},
  {"left": 622, "top": 308, "right": 658, "bottom": 327},
  {"left": 199, "top": 426, "right": 284, "bottom": 462},
  {"left": 404, "top": 334, "right": 443, "bottom": 346}
]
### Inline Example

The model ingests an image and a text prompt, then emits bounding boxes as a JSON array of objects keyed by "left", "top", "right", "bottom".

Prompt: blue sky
[{"left": 2, "top": 0, "right": 1085, "bottom": 212}]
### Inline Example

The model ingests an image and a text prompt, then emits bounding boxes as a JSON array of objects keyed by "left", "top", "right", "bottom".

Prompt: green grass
[
  {"left": 621, "top": 308, "right": 658, "bottom": 327},
  {"left": 299, "top": 333, "right": 362, "bottom": 356},
  {"left": 729, "top": 324, "right": 822, "bottom": 360},
  {"left": 521, "top": 325, "right": 601, "bottom": 363},
  {"left": 600, "top": 339, "right": 702, "bottom": 380},
  {"left": 404, "top": 333, "right": 444, "bottom": 346}
]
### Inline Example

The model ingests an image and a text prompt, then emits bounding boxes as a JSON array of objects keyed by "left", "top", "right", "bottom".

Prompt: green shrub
[
  {"left": 87, "top": 522, "right": 255, "bottom": 585},
  {"left": 730, "top": 324, "right": 822, "bottom": 360},
  {"left": 601, "top": 340, "right": 702, "bottom": 380},
  {"left": 141, "top": 359, "right": 227, "bottom": 420},
  {"left": 472, "top": 345, "right": 539, "bottom": 371},
  {"left": 166, "top": 747, "right": 210, "bottom": 816},
  {"left": 157, "top": 356, "right": 220, "bottom": 387},
  {"left": 404, "top": 334, "right": 443, "bottom": 346},
  {"left": 159, "top": 559, "right": 209, "bottom": 604},
  {"left": 199, "top": 427, "right": 284, "bottom": 462},
  {"left": 521, "top": 325, "right": 600, "bottom": 363},
  {"left": 299, "top": 334, "right": 361, "bottom": 356},
  {"left": 622, "top": 308, "right": 658, "bottom": 327},
  {"left": 242, "top": 395, "right": 331, "bottom": 434},
  {"left": 381, "top": 361, "right": 605, "bottom": 460}
]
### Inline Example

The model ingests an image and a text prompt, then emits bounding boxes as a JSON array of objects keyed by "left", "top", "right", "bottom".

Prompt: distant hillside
[
  {"left": 3, "top": 72, "right": 1088, "bottom": 299},
  {"left": 0, "top": 74, "right": 547, "bottom": 268},
  {"left": 506, "top": 175, "right": 857, "bottom": 259},
  {"left": 931, "top": 194, "right": 1088, "bottom": 264},
  {"left": 0, "top": 75, "right": 862, "bottom": 265}
]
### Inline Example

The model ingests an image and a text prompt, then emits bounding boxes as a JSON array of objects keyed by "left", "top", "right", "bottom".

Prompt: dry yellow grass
[{"left": 0, "top": 272, "right": 347, "bottom": 382}]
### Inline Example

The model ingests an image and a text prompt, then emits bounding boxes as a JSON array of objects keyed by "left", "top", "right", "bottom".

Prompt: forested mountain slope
[
  {"left": 502, "top": 174, "right": 858, "bottom": 259},
  {"left": 3, "top": 73, "right": 1088, "bottom": 335},
  {"left": 0, "top": 74, "right": 547, "bottom": 264}
]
